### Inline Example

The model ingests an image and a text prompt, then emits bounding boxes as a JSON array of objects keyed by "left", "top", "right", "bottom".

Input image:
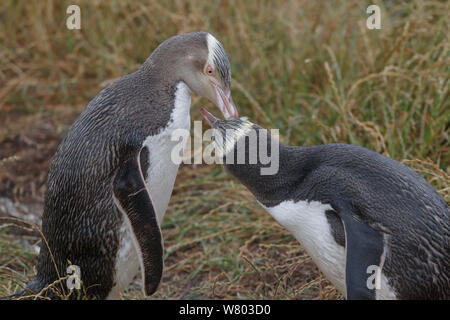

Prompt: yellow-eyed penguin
[
  {"left": 201, "top": 109, "right": 449, "bottom": 300},
  {"left": 17, "top": 32, "right": 238, "bottom": 300}
]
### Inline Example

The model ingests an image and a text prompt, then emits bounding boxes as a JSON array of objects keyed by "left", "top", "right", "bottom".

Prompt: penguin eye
[{"left": 205, "top": 64, "right": 214, "bottom": 76}]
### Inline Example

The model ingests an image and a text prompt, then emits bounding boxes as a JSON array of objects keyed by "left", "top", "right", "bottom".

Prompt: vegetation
[{"left": 0, "top": 0, "right": 448, "bottom": 299}]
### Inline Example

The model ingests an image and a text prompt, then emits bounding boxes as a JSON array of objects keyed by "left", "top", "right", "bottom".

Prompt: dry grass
[{"left": 0, "top": 0, "right": 448, "bottom": 299}]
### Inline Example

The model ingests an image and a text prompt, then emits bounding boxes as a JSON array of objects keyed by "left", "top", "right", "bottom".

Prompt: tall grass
[{"left": 0, "top": 0, "right": 448, "bottom": 299}]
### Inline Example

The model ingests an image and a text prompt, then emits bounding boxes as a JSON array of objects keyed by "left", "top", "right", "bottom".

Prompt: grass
[{"left": 0, "top": 0, "right": 448, "bottom": 299}]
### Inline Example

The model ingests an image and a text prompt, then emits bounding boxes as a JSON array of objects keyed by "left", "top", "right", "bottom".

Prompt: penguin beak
[
  {"left": 211, "top": 81, "right": 239, "bottom": 119},
  {"left": 200, "top": 108, "right": 218, "bottom": 126}
]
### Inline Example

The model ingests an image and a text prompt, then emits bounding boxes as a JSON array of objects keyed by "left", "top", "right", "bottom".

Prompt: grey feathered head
[
  {"left": 200, "top": 108, "right": 254, "bottom": 158},
  {"left": 143, "top": 31, "right": 238, "bottom": 119}
]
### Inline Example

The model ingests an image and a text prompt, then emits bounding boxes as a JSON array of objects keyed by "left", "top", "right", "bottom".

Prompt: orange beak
[
  {"left": 200, "top": 108, "right": 219, "bottom": 126},
  {"left": 211, "top": 81, "right": 239, "bottom": 119}
]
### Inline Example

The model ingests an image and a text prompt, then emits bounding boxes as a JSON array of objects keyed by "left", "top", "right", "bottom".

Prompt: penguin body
[
  {"left": 23, "top": 32, "right": 238, "bottom": 299},
  {"left": 201, "top": 111, "right": 449, "bottom": 300},
  {"left": 107, "top": 81, "right": 192, "bottom": 299}
]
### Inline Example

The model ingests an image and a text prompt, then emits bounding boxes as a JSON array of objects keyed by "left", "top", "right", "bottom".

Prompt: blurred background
[{"left": 0, "top": 0, "right": 448, "bottom": 299}]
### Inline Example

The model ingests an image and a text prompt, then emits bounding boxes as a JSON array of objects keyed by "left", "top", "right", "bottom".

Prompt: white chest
[
  {"left": 142, "top": 82, "right": 191, "bottom": 224},
  {"left": 260, "top": 200, "right": 347, "bottom": 295},
  {"left": 259, "top": 200, "right": 397, "bottom": 299},
  {"left": 108, "top": 82, "right": 191, "bottom": 299}
]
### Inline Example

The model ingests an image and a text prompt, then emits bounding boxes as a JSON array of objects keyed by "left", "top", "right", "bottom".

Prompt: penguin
[
  {"left": 200, "top": 109, "right": 450, "bottom": 300},
  {"left": 17, "top": 32, "right": 238, "bottom": 300}
]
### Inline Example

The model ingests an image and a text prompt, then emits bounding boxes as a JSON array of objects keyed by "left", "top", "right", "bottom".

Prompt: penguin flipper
[
  {"left": 339, "top": 206, "right": 384, "bottom": 300},
  {"left": 113, "top": 148, "right": 163, "bottom": 296}
]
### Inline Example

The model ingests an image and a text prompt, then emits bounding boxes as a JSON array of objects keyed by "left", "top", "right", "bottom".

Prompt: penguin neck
[
  {"left": 137, "top": 63, "right": 193, "bottom": 134},
  {"left": 140, "top": 80, "right": 192, "bottom": 223},
  {"left": 167, "top": 81, "right": 192, "bottom": 132},
  {"left": 224, "top": 143, "right": 312, "bottom": 207},
  {"left": 139, "top": 55, "right": 185, "bottom": 90}
]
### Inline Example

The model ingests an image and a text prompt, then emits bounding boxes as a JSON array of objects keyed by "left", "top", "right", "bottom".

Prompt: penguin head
[
  {"left": 200, "top": 108, "right": 278, "bottom": 162},
  {"left": 202, "top": 108, "right": 281, "bottom": 187},
  {"left": 201, "top": 108, "right": 252, "bottom": 157},
  {"left": 143, "top": 31, "right": 238, "bottom": 119}
]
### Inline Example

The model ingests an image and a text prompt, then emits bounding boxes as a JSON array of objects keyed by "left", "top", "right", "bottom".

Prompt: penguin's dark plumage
[
  {"left": 202, "top": 110, "right": 449, "bottom": 300},
  {"left": 20, "top": 32, "right": 237, "bottom": 300}
]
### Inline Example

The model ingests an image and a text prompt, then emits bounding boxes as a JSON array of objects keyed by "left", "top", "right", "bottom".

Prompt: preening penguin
[
  {"left": 20, "top": 32, "right": 238, "bottom": 299},
  {"left": 201, "top": 110, "right": 450, "bottom": 300}
]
